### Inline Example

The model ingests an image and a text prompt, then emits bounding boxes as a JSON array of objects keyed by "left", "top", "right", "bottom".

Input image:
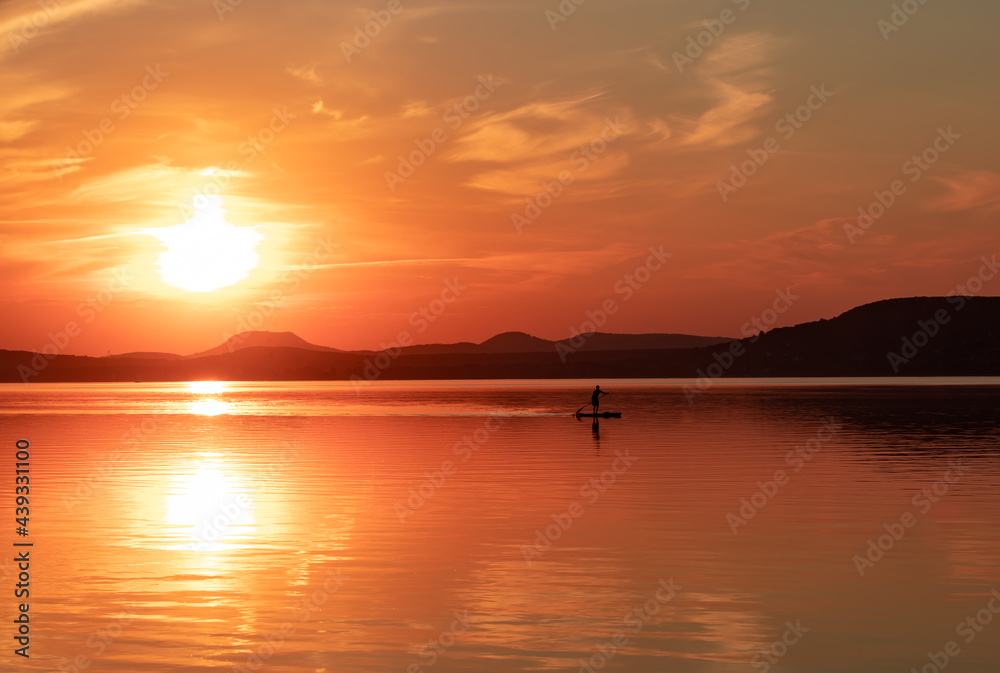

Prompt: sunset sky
[{"left": 1, "top": 0, "right": 997, "bottom": 355}]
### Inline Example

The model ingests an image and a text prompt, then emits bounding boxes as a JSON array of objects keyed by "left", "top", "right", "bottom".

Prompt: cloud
[
  {"left": 644, "top": 50, "right": 672, "bottom": 74},
  {"left": 312, "top": 100, "right": 341, "bottom": 118},
  {"left": 676, "top": 218, "right": 855, "bottom": 286},
  {"left": 447, "top": 92, "right": 636, "bottom": 194},
  {"left": 0, "top": 149, "right": 86, "bottom": 184},
  {"left": 681, "top": 82, "right": 772, "bottom": 148},
  {"left": 465, "top": 153, "right": 631, "bottom": 196},
  {"left": 304, "top": 244, "right": 643, "bottom": 290},
  {"left": 286, "top": 64, "right": 321, "bottom": 84},
  {"left": 928, "top": 170, "right": 1000, "bottom": 213},
  {"left": 0, "top": 0, "right": 146, "bottom": 59},
  {"left": 69, "top": 163, "right": 189, "bottom": 204},
  {"left": 0, "top": 81, "right": 74, "bottom": 118},
  {"left": 449, "top": 92, "right": 606, "bottom": 163},
  {"left": 679, "top": 32, "right": 781, "bottom": 148},
  {"left": 401, "top": 101, "right": 433, "bottom": 119},
  {"left": 0, "top": 119, "right": 39, "bottom": 142}
]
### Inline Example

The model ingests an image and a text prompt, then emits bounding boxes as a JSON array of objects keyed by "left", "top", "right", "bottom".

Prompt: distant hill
[
  {"left": 558, "top": 332, "right": 734, "bottom": 352},
  {"left": 724, "top": 296, "right": 1000, "bottom": 376},
  {"left": 399, "top": 331, "right": 733, "bottom": 355},
  {"left": 3, "top": 297, "right": 999, "bottom": 382},
  {"left": 96, "top": 329, "right": 733, "bottom": 362},
  {"left": 185, "top": 331, "right": 343, "bottom": 358},
  {"left": 478, "top": 331, "right": 555, "bottom": 353}
]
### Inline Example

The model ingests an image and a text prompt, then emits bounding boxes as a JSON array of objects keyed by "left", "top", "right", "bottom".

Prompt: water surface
[{"left": 2, "top": 380, "right": 999, "bottom": 672}]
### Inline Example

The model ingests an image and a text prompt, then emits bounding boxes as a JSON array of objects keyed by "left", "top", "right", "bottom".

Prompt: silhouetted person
[{"left": 591, "top": 385, "right": 608, "bottom": 415}]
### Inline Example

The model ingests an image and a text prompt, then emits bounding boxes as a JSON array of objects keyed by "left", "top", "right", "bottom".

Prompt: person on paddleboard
[{"left": 591, "top": 385, "right": 608, "bottom": 415}]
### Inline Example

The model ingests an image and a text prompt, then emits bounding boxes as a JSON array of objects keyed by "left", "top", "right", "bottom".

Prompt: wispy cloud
[
  {"left": 448, "top": 92, "right": 636, "bottom": 194},
  {"left": 0, "top": 0, "right": 147, "bottom": 58},
  {"left": 401, "top": 100, "right": 433, "bottom": 119},
  {"left": 928, "top": 170, "right": 1000, "bottom": 213},
  {"left": 0, "top": 119, "right": 39, "bottom": 142},
  {"left": 286, "top": 64, "right": 321, "bottom": 84},
  {"left": 679, "top": 32, "right": 781, "bottom": 147}
]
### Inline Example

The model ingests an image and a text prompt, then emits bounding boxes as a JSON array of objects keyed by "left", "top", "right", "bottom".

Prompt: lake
[{"left": 2, "top": 379, "right": 999, "bottom": 673}]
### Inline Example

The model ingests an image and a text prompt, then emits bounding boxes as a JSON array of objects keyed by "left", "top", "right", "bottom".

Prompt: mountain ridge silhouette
[{"left": 4, "top": 297, "right": 998, "bottom": 382}]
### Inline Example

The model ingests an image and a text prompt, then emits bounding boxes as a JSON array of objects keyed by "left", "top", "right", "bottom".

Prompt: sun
[{"left": 145, "top": 195, "right": 263, "bottom": 292}]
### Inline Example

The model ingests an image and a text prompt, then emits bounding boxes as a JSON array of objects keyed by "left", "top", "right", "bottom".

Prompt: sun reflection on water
[
  {"left": 190, "top": 398, "right": 232, "bottom": 416},
  {"left": 187, "top": 381, "right": 232, "bottom": 415},
  {"left": 189, "top": 380, "right": 226, "bottom": 394},
  {"left": 164, "top": 456, "right": 256, "bottom": 554}
]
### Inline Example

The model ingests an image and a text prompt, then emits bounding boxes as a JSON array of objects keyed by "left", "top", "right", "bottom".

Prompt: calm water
[{"left": 2, "top": 380, "right": 999, "bottom": 673}]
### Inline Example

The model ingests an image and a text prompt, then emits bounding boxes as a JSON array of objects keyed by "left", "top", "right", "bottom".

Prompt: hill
[
  {"left": 398, "top": 331, "right": 733, "bottom": 355},
  {"left": 185, "top": 331, "right": 343, "bottom": 358},
  {"left": 724, "top": 296, "right": 1000, "bottom": 376},
  {"left": 3, "top": 297, "right": 998, "bottom": 382}
]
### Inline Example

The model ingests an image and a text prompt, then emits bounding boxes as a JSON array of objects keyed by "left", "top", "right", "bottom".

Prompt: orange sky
[{"left": 1, "top": 0, "right": 998, "bottom": 355}]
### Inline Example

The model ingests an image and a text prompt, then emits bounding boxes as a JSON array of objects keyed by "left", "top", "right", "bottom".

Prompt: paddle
[{"left": 575, "top": 391, "right": 609, "bottom": 415}]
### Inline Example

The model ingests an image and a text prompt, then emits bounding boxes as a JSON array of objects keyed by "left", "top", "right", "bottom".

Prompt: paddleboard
[{"left": 575, "top": 412, "right": 622, "bottom": 418}]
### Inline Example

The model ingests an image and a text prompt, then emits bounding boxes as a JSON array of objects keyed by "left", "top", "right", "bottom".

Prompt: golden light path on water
[
  {"left": 188, "top": 381, "right": 232, "bottom": 415},
  {"left": 163, "top": 456, "right": 256, "bottom": 554},
  {"left": 189, "top": 381, "right": 226, "bottom": 395}
]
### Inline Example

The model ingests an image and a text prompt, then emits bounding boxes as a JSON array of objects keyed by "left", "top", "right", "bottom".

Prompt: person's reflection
[{"left": 576, "top": 412, "right": 601, "bottom": 452}]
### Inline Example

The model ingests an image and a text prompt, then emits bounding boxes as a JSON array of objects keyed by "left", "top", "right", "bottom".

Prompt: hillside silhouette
[
  {"left": 2, "top": 297, "right": 998, "bottom": 382},
  {"left": 186, "top": 331, "right": 343, "bottom": 358}
]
